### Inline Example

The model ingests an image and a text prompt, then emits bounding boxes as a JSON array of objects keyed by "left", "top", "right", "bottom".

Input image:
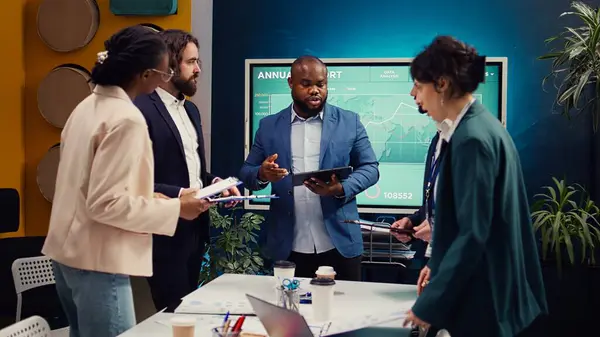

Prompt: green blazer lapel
[{"left": 453, "top": 100, "right": 484, "bottom": 134}]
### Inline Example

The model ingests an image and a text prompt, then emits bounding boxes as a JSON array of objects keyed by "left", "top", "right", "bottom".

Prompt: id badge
[{"left": 425, "top": 216, "right": 434, "bottom": 257}]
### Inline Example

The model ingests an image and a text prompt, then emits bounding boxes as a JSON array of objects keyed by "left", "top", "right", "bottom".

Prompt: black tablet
[{"left": 291, "top": 166, "right": 353, "bottom": 186}]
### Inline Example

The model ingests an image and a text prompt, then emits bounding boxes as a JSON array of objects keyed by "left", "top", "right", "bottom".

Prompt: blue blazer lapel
[
  {"left": 319, "top": 104, "right": 336, "bottom": 168},
  {"left": 276, "top": 106, "right": 293, "bottom": 170},
  {"left": 150, "top": 91, "right": 185, "bottom": 158}
]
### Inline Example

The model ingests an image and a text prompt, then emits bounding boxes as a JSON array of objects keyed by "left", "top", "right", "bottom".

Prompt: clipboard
[
  {"left": 194, "top": 177, "right": 242, "bottom": 200},
  {"left": 343, "top": 219, "right": 416, "bottom": 235},
  {"left": 207, "top": 194, "right": 279, "bottom": 203},
  {"left": 291, "top": 166, "right": 353, "bottom": 187}
]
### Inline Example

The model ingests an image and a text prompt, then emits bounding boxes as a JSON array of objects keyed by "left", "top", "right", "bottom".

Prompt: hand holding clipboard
[
  {"left": 390, "top": 218, "right": 432, "bottom": 243},
  {"left": 343, "top": 219, "right": 416, "bottom": 236}
]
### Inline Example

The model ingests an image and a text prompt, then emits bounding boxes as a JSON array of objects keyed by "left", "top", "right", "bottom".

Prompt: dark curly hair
[
  {"left": 410, "top": 36, "right": 486, "bottom": 98},
  {"left": 90, "top": 25, "right": 167, "bottom": 88},
  {"left": 159, "top": 29, "right": 199, "bottom": 74}
]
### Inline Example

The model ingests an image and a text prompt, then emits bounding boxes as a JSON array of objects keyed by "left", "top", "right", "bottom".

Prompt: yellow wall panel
[
  {"left": 23, "top": 0, "right": 192, "bottom": 236},
  {"left": 0, "top": 1, "right": 25, "bottom": 238}
]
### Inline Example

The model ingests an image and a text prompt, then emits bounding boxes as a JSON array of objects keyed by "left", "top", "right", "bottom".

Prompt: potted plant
[
  {"left": 531, "top": 177, "right": 600, "bottom": 273},
  {"left": 198, "top": 205, "right": 267, "bottom": 286},
  {"left": 538, "top": 1, "right": 600, "bottom": 131},
  {"left": 530, "top": 177, "right": 600, "bottom": 336}
]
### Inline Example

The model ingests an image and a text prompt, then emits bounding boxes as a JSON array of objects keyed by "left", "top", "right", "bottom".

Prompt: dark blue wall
[{"left": 211, "top": 0, "right": 598, "bottom": 205}]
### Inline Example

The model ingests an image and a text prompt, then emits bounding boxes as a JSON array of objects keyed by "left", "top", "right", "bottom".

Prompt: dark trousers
[
  {"left": 288, "top": 249, "right": 362, "bottom": 281},
  {"left": 146, "top": 239, "right": 206, "bottom": 311}
]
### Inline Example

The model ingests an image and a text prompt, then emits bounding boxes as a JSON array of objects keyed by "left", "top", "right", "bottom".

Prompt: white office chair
[
  {"left": 0, "top": 315, "right": 51, "bottom": 337},
  {"left": 11, "top": 257, "right": 69, "bottom": 337}
]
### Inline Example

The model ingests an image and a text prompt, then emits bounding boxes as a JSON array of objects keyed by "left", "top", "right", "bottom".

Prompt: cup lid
[
  {"left": 274, "top": 260, "right": 296, "bottom": 269},
  {"left": 170, "top": 316, "right": 196, "bottom": 326},
  {"left": 316, "top": 266, "right": 336, "bottom": 274},
  {"left": 310, "top": 277, "right": 336, "bottom": 286}
]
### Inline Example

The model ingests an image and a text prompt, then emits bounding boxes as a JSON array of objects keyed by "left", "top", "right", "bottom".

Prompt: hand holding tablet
[
  {"left": 294, "top": 166, "right": 352, "bottom": 197},
  {"left": 291, "top": 166, "right": 352, "bottom": 186}
]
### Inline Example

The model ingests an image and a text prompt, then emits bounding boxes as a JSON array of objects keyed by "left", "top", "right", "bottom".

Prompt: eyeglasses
[{"left": 151, "top": 68, "right": 175, "bottom": 82}]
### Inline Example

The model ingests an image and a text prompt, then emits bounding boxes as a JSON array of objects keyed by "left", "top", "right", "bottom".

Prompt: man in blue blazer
[
  {"left": 240, "top": 56, "right": 379, "bottom": 281},
  {"left": 134, "top": 29, "right": 239, "bottom": 310}
]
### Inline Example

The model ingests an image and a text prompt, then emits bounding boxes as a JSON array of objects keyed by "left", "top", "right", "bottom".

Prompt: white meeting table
[{"left": 119, "top": 274, "right": 417, "bottom": 337}]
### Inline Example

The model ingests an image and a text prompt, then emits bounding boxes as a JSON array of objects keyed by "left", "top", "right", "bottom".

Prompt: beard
[
  {"left": 292, "top": 94, "right": 327, "bottom": 117},
  {"left": 172, "top": 73, "right": 198, "bottom": 97},
  {"left": 417, "top": 105, "right": 427, "bottom": 114}
]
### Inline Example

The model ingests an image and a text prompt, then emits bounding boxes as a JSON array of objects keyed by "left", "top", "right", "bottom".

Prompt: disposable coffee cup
[
  {"left": 273, "top": 260, "right": 295, "bottom": 288},
  {"left": 310, "top": 277, "right": 336, "bottom": 322},
  {"left": 170, "top": 316, "right": 196, "bottom": 337},
  {"left": 315, "top": 266, "right": 336, "bottom": 279}
]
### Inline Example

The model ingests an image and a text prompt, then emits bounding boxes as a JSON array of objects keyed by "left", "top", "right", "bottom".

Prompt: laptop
[
  {"left": 245, "top": 294, "right": 413, "bottom": 337},
  {"left": 246, "top": 294, "right": 316, "bottom": 337}
]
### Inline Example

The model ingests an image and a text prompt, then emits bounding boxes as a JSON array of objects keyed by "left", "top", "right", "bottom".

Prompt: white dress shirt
[
  {"left": 425, "top": 97, "right": 475, "bottom": 257},
  {"left": 155, "top": 87, "right": 203, "bottom": 190},
  {"left": 290, "top": 107, "right": 335, "bottom": 254}
]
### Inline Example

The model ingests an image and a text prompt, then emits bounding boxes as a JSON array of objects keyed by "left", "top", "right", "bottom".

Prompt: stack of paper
[
  {"left": 174, "top": 299, "right": 255, "bottom": 315},
  {"left": 319, "top": 309, "right": 409, "bottom": 336}
]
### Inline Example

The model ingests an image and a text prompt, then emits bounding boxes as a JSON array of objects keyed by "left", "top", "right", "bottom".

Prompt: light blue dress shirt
[{"left": 290, "top": 107, "right": 335, "bottom": 254}]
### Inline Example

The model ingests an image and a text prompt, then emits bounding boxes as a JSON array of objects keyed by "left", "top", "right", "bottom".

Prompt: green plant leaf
[
  {"left": 574, "top": 67, "right": 594, "bottom": 106},
  {"left": 561, "top": 222, "right": 575, "bottom": 264},
  {"left": 198, "top": 208, "right": 269, "bottom": 286},
  {"left": 531, "top": 176, "right": 600, "bottom": 276},
  {"left": 540, "top": 1, "right": 600, "bottom": 131}
]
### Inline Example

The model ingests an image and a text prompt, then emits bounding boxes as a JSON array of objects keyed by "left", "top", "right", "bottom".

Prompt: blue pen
[{"left": 222, "top": 311, "right": 230, "bottom": 328}]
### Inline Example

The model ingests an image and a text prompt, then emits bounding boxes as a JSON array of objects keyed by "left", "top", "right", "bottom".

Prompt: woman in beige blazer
[{"left": 41, "top": 25, "right": 212, "bottom": 337}]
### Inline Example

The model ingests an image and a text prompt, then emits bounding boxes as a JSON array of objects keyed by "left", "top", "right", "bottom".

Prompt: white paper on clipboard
[
  {"left": 194, "top": 177, "right": 242, "bottom": 200},
  {"left": 207, "top": 194, "right": 279, "bottom": 203}
]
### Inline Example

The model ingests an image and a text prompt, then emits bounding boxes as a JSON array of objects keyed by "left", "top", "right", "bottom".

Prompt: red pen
[{"left": 231, "top": 315, "right": 246, "bottom": 332}]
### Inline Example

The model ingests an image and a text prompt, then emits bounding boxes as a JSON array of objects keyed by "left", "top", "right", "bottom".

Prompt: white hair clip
[{"left": 97, "top": 51, "right": 108, "bottom": 64}]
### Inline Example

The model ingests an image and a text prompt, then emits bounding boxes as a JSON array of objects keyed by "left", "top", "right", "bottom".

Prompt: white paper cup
[
  {"left": 310, "top": 277, "right": 336, "bottom": 322},
  {"left": 273, "top": 260, "right": 296, "bottom": 288},
  {"left": 315, "top": 266, "right": 336, "bottom": 279},
  {"left": 170, "top": 316, "right": 196, "bottom": 337}
]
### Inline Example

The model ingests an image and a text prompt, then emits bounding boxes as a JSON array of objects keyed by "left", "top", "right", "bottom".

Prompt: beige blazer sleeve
[{"left": 86, "top": 118, "right": 180, "bottom": 236}]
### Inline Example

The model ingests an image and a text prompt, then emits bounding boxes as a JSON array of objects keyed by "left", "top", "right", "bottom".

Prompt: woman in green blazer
[{"left": 403, "top": 36, "right": 548, "bottom": 337}]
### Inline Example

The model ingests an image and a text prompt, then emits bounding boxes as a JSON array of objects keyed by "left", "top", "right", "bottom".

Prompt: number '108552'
[{"left": 383, "top": 192, "right": 413, "bottom": 200}]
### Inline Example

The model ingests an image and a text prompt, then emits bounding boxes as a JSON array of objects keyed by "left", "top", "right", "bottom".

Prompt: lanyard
[{"left": 424, "top": 140, "right": 448, "bottom": 220}]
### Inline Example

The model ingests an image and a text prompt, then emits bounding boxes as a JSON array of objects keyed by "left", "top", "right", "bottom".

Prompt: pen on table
[
  {"left": 222, "top": 311, "right": 230, "bottom": 329},
  {"left": 232, "top": 315, "right": 246, "bottom": 332},
  {"left": 223, "top": 320, "right": 231, "bottom": 334}
]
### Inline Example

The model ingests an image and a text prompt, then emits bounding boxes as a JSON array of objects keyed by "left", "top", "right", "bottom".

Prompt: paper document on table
[
  {"left": 174, "top": 298, "right": 255, "bottom": 315},
  {"left": 319, "top": 310, "right": 409, "bottom": 336},
  {"left": 194, "top": 177, "right": 242, "bottom": 200}
]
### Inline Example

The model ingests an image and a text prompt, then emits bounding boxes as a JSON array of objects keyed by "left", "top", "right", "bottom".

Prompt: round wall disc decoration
[
  {"left": 37, "top": 64, "right": 94, "bottom": 128},
  {"left": 37, "top": 143, "right": 61, "bottom": 203},
  {"left": 37, "top": 0, "right": 100, "bottom": 52}
]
